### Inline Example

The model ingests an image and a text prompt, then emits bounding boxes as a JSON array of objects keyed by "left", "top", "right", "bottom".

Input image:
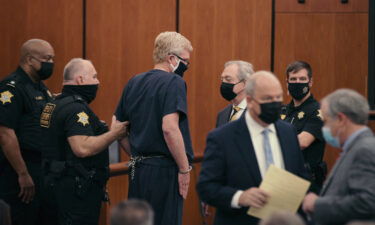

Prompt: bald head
[
  {"left": 63, "top": 58, "right": 99, "bottom": 86},
  {"left": 20, "top": 39, "right": 54, "bottom": 64},
  {"left": 245, "top": 71, "right": 283, "bottom": 126},
  {"left": 246, "top": 71, "right": 282, "bottom": 98}
]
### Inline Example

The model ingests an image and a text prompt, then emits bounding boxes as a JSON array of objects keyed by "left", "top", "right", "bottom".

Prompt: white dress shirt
[{"left": 231, "top": 112, "right": 285, "bottom": 208}]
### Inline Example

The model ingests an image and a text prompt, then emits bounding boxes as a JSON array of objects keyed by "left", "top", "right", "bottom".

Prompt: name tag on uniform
[
  {"left": 35, "top": 96, "right": 44, "bottom": 100},
  {"left": 40, "top": 103, "right": 56, "bottom": 128}
]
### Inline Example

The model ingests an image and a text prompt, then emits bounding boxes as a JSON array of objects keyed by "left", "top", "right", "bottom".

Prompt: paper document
[{"left": 248, "top": 165, "right": 310, "bottom": 219}]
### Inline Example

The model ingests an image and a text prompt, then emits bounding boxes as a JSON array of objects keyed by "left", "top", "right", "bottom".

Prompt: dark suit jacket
[
  {"left": 216, "top": 104, "right": 232, "bottom": 128},
  {"left": 314, "top": 128, "right": 375, "bottom": 225},
  {"left": 197, "top": 115, "right": 307, "bottom": 225}
]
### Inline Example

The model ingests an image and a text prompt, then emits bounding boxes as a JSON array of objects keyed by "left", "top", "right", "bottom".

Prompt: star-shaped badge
[
  {"left": 77, "top": 112, "right": 89, "bottom": 126},
  {"left": 298, "top": 111, "right": 305, "bottom": 119},
  {"left": 0, "top": 91, "right": 14, "bottom": 105}
]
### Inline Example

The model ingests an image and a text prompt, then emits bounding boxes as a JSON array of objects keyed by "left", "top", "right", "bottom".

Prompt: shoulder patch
[
  {"left": 40, "top": 103, "right": 56, "bottom": 128},
  {"left": 77, "top": 111, "right": 90, "bottom": 126},
  {"left": 0, "top": 90, "right": 14, "bottom": 105}
]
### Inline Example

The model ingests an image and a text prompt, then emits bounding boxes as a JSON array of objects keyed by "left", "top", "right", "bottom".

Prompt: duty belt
[{"left": 127, "top": 155, "right": 166, "bottom": 180}]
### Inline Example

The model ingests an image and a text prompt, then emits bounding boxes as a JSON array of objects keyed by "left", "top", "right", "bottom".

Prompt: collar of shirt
[
  {"left": 245, "top": 111, "right": 276, "bottom": 137},
  {"left": 342, "top": 127, "right": 369, "bottom": 154},
  {"left": 288, "top": 94, "right": 315, "bottom": 111},
  {"left": 233, "top": 98, "right": 247, "bottom": 110},
  {"left": 16, "top": 66, "right": 45, "bottom": 89}
]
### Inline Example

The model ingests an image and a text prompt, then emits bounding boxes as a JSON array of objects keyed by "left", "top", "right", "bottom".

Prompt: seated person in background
[
  {"left": 347, "top": 222, "right": 375, "bottom": 225},
  {"left": 259, "top": 211, "right": 306, "bottom": 225},
  {"left": 111, "top": 199, "right": 154, "bottom": 225}
]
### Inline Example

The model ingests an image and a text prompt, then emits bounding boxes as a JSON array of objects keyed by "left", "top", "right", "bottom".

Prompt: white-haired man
[
  {"left": 115, "top": 31, "right": 194, "bottom": 225},
  {"left": 216, "top": 60, "right": 254, "bottom": 127}
]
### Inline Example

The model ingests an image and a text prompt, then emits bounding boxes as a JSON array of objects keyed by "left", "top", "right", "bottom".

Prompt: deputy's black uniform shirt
[
  {"left": 115, "top": 69, "right": 194, "bottom": 162},
  {"left": 41, "top": 92, "right": 109, "bottom": 168},
  {"left": 281, "top": 95, "right": 325, "bottom": 167},
  {"left": 0, "top": 67, "right": 52, "bottom": 156}
]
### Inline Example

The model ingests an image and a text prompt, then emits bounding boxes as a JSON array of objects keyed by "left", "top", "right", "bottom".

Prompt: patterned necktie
[
  {"left": 262, "top": 128, "right": 274, "bottom": 170},
  {"left": 229, "top": 106, "right": 241, "bottom": 121}
]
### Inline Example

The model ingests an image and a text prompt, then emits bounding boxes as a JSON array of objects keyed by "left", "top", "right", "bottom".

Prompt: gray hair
[
  {"left": 63, "top": 58, "right": 92, "bottom": 81},
  {"left": 111, "top": 199, "right": 153, "bottom": 225},
  {"left": 322, "top": 89, "right": 369, "bottom": 125},
  {"left": 347, "top": 222, "right": 375, "bottom": 225},
  {"left": 245, "top": 70, "right": 278, "bottom": 97},
  {"left": 224, "top": 60, "right": 254, "bottom": 81}
]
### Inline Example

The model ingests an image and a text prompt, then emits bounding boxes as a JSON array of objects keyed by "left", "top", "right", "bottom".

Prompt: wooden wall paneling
[
  {"left": 86, "top": 0, "right": 176, "bottom": 125},
  {"left": 274, "top": 13, "right": 336, "bottom": 102},
  {"left": 274, "top": 13, "right": 368, "bottom": 108},
  {"left": 276, "top": 0, "right": 368, "bottom": 13},
  {"left": 179, "top": 0, "right": 272, "bottom": 156},
  {"left": 0, "top": 0, "right": 83, "bottom": 93},
  {"left": 334, "top": 13, "right": 368, "bottom": 96}
]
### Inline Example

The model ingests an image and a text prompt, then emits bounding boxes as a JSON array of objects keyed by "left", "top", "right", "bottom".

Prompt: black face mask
[
  {"left": 173, "top": 60, "right": 188, "bottom": 77},
  {"left": 220, "top": 82, "right": 237, "bottom": 101},
  {"left": 35, "top": 61, "right": 54, "bottom": 80},
  {"left": 62, "top": 84, "right": 99, "bottom": 104},
  {"left": 288, "top": 82, "right": 310, "bottom": 100},
  {"left": 258, "top": 101, "right": 282, "bottom": 124}
]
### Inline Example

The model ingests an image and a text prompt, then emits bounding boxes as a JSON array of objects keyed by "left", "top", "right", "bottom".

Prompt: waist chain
[{"left": 126, "top": 155, "right": 166, "bottom": 180}]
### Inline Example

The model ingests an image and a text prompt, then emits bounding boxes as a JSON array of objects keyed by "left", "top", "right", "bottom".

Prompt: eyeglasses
[
  {"left": 170, "top": 53, "right": 190, "bottom": 66},
  {"left": 30, "top": 54, "right": 54, "bottom": 63}
]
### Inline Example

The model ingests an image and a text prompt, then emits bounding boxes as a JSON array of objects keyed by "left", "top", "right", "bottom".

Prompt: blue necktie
[{"left": 262, "top": 128, "right": 274, "bottom": 170}]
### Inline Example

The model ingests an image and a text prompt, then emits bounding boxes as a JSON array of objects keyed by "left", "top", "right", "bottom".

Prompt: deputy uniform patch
[
  {"left": 0, "top": 90, "right": 14, "bottom": 105},
  {"left": 40, "top": 103, "right": 56, "bottom": 128},
  {"left": 77, "top": 112, "right": 89, "bottom": 126}
]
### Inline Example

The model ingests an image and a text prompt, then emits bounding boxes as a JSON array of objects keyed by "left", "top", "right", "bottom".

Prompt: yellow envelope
[{"left": 248, "top": 165, "right": 310, "bottom": 219}]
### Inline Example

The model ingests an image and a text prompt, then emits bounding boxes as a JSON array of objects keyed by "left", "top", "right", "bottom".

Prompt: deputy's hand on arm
[
  {"left": 238, "top": 187, "right": 269, "bottom": 208},
  {"left": 110, "top": 115, "right": 129, "bottom": 139}
]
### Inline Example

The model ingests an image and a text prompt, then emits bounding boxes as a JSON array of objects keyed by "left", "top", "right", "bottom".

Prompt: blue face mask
[{"left": 322, "top": 126, "right": 340, "bottom": 148}]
